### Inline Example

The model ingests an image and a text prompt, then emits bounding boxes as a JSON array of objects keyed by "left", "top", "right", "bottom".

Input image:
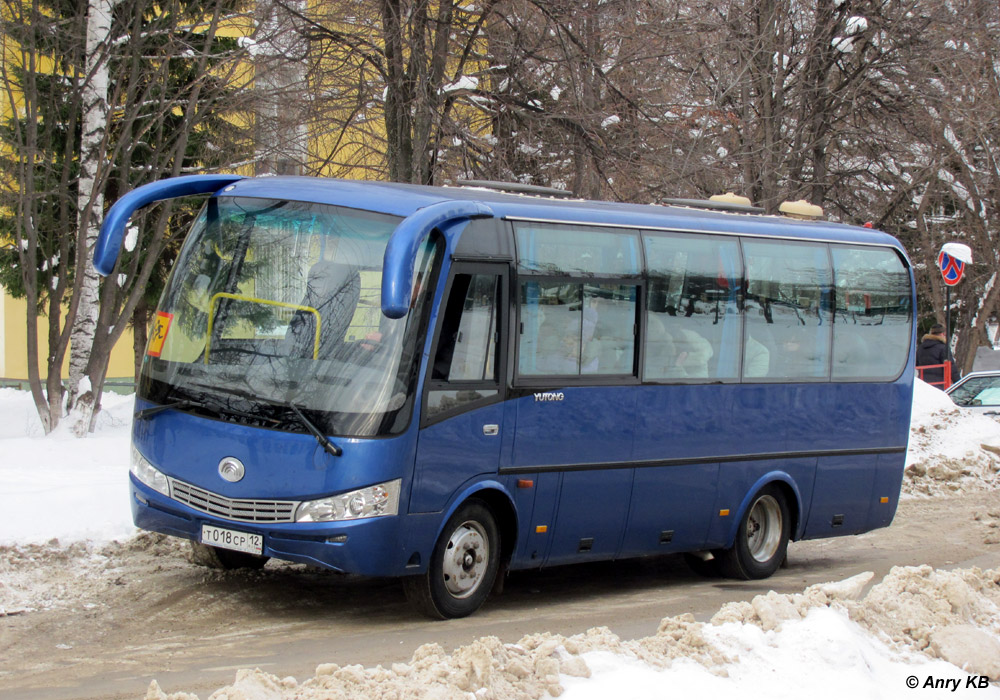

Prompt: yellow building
[
  {"left": 1, "top": 3, "right": 487, "bottom": 386},
  {"left": 0, "top": 290, "right": 136, "bottom": 386},
  {"left": 0, "top": 7, "right": 249, "bottom": 387}
]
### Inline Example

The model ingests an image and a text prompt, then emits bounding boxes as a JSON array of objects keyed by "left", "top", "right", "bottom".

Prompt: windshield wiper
[
  {"left": 136, "top": 388, "right": 279, "bottom": 425},
  {"left": 178, "top": 383, "right": 336, "bottom": 451},
  {"left": 135, "top": 399, "right": 211, "bottom": 420},
  {"left": 287, "top": 403, "right": 343, "bottom": 457}
]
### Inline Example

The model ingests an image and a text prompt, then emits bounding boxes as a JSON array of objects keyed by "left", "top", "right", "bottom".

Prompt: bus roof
[{"left": 227, "top": 176, "right": 902, "bottom": 249}]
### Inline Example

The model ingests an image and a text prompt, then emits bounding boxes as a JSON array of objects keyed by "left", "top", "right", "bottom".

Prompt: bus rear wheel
[
  {"left": 190, "top": 541, "right": 269, "bottom": 570},
  {"left": 403, "top": 500, "right": 500, "bottom": 619},
  {"left": 715, "top": 485, "right": 789, "bottom": 580}
]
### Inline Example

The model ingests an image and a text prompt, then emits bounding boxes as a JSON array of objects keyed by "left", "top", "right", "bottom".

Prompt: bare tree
[
  {"left": 873, "top": 0, "right": 1000, "bottom": 373},
  {"left": 1, "top": 0, "right": 260, "bottom": 433},
  {"left": 67, "top": 0, "right": 115, "bottom": 424},
  {"left": 253, "top": 0, "right": 310, "bottom": 175},
  {"left": 275, "top": 0, "right": 497, "bottom": 183},
  {"left": 0, "top": 0, "right": 88, "bottom": 431}
]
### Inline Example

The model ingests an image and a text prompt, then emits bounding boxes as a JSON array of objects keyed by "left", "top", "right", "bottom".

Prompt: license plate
[{"left": 201, "top": 524, "right": 263, "bottom": 555}]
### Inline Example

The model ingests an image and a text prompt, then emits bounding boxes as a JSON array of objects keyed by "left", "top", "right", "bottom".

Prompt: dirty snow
[
  {"left": 905, "top": 379, "right": 1000, "bottom": 496},
  {"left": 140, "top": 566, "right": 1000, "bottom": 700},
  {"left": 1, "top": 379, "right": 999, "bottom": 698}
]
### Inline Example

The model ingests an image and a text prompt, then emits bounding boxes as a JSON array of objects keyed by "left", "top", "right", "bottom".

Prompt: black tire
[
  {"left": 190, "top": 541, "right": 269, "bottom": 570},
  {"left": 714, "top": 485, "right": 790, "bottom": 580},
  {"left": 683, "top": 552, "right": 721, "bottom": 577},
  {"left": 402, "top": 500, "right": 500, "bottom": 619}
]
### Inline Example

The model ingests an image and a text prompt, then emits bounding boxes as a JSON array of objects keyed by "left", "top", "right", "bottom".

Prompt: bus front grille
[{"left": 169, "top": 479, "right": 298, "bottom": 523}]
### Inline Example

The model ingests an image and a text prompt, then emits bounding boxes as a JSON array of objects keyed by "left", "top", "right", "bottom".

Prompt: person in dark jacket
[{"left": 916, "top": 323, "right": 951, "bottom": 386}]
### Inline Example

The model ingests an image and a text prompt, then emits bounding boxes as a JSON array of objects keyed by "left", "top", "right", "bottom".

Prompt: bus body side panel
[
  {"left": 866, "top": 452, "right": 905, "bottom": 530},
  {"left": 799, "top": 381, "right": 910, "bottom": 540},
  {"left": 802, "top": 454, "right": 876, "bottom": 538},
  {"left": 410, "top": 402, "right": 505, "bottom": 513},
  {"left": 545, "top": 469, "right": 635, "bottom": 564},
  {"left": 630, "top": 384, "right": 741, "bottom": 554},
  {"left": 619, "top": 463, "right": 719, "bottom": 556},
  {"left": 509, "top": 472, "right": 561, "bottom": 569},
  {"left": 508, "top": 385, "right": 637, "bottom": 565},
  {"left": 633, "top": 385, "right": 740, "bottom": 462}
]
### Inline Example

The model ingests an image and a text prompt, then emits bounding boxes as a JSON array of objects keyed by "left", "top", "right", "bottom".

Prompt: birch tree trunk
[
  {"left": 254, "top": 0, "right": 308, "bottom": 176},
  {"left": 67, "top": 0, "right": 114, "bottom": 434}
]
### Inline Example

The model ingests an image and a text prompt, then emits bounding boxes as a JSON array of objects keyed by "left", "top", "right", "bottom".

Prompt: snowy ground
[{"left": 1, "top": 380, "right": 999, "bottom": 699}]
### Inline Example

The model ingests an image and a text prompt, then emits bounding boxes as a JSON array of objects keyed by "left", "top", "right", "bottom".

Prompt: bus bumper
[{"left": 129, "top": 476, "right": 410, "bottom": 577}]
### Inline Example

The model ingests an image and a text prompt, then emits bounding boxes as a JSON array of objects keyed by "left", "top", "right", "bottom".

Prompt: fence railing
[{"left": 916, "top": 363, "right": 952, "bottom": 389}]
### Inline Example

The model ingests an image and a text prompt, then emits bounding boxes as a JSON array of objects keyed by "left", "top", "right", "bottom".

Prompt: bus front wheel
[
  {"left": 714, "top": 485, "right": 789, "bottom": 580},
  {"left": 403, "top": 499, "right": 500, "bottom": 619}
]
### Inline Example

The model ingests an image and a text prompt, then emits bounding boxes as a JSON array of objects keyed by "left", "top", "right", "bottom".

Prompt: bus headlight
[
  {"left": 130, "top": 445, "right": 170, "bottom": 496},
  {"left": 295, "top": 479, "right": 401, "bottom": 522}
]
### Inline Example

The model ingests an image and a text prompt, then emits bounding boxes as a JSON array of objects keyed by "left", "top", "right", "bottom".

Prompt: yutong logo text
[{"left": 533, "top": 392, "right": 565, "bottom": 402}]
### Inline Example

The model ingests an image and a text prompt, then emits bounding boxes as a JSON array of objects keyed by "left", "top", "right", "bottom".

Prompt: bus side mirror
[
  {"left": 94, "top": 174, "right": 243, "bottom": 276},
  {"left": 381, "top": 200, "right": 494, "bottom": 319}
]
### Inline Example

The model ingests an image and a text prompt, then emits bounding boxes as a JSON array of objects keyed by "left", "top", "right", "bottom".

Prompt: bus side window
[
  {"left": 518, "top": 281, "right": 637, "bottom": 377},
  {"left": 831, "top": 246, "right": 911, "bottom": 380},
  {"left": 743, "top": 240, "right": 833, "bottom": 380},
  {"left": 514, "top": 222, "right": 641, "bottom": 379},
  {"left": 426, "top": 273, "right": 501, "bottom": 419},
  {"left": 432, "top": 274, "right": 499, "bottom": 382},
  {"left": 643, "top": 233, "right": 742, "bottom": 381}
]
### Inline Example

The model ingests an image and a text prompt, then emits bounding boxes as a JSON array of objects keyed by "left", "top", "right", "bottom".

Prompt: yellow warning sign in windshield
[{"left": 147, "top": 311, "right": 173, "bottom": 357}]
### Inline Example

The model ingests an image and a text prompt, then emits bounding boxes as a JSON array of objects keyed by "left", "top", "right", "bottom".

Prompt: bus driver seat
[{"left": 284, "top": 261, "right": 361, "bottom": 360}]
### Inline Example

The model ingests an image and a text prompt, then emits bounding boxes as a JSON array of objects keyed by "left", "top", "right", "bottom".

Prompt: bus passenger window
[
  {"left": 831, "top": 246, "right": 911, "bottom": 380},
  {"left": 520, "top": 282, "right": 584, "bottom": 375},
  {"left": 432, "top": 274, "right": 499, "bottom": 382},
  {"left": 519, "top": 281, "right": 637, "bottom": 377},
  {"left": 743, "top": 241, "right": 833, "bottom": 381},
  {"left": 644, "top": 233, "right": 742, "bottom": 381},
  {"left": 514, "top": 221, "right": 640, "bottom": 380}
]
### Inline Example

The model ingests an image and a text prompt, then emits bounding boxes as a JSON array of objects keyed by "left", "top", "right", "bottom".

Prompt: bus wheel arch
[
  {"left": 733, "top": 474, "right": 803, "bottom": 543},
  {"left": 467, "top": 488, "right": 517, "bottom": 584},
  {"left": 771, "top": 479, "right": 801, "bottom": 542},
  {"left": 403, "top": 489, "right": 516, "bottom": 619}
]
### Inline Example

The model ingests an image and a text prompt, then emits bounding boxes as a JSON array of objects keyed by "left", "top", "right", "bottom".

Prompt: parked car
[{"left": 946, "top": 371, "right": 1000, "bottom": 415}]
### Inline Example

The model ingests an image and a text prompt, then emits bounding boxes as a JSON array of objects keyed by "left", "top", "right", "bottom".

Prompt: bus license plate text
[{"left": 201, "top": 525, "right": 263, "bottom": 555}]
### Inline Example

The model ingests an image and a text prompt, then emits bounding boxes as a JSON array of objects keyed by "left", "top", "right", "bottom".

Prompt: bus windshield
[{"left": 138, "top": 196, "right": 438, "bottom": 437}]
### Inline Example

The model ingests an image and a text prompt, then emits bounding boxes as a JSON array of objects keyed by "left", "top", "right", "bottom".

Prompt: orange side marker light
[
  {"left": 719, "top": 509, "right": 730, "bottom": 517},
  {"left": 535, "top": 525, "right": 548, "bottom": 534}
]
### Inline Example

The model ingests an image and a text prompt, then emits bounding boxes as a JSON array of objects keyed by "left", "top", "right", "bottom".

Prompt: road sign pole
[{"left": 946, "top": 285, "right": 951, "bottom": 361}]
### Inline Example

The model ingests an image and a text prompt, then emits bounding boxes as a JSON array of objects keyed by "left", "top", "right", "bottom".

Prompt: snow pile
[
  {"left": 0, "top": 388, "right": 136, "bottom": 546},
  {"left": 904, "top": 379, "right": 1000, "bottom": 497},
  {"left": 144, "top": 566, "right": 1000, "bottom": 699},
  {"left": 0, "top": 533, "right": 187, "bottom": 617},
  {"left": 715, "top": 566, "right": 1000, "bottom": 679}
]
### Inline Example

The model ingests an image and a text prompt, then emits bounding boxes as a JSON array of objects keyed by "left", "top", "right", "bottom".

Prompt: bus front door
[{"left": 411, "top": 264, "right": 508, "bottom": 515}]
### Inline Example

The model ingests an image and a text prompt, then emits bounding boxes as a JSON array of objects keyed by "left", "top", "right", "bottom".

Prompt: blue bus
[{"left": 95, "top": 176, "right": 915, "bottom": 618}]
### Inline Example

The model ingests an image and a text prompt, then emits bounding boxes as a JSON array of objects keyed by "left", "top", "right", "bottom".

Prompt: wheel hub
[
  {"left": 746, "top": 494, "right": 782, "bottom": 563},
  {"left": 441, "top": 521, "right": 488, "bottom": 598}
]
